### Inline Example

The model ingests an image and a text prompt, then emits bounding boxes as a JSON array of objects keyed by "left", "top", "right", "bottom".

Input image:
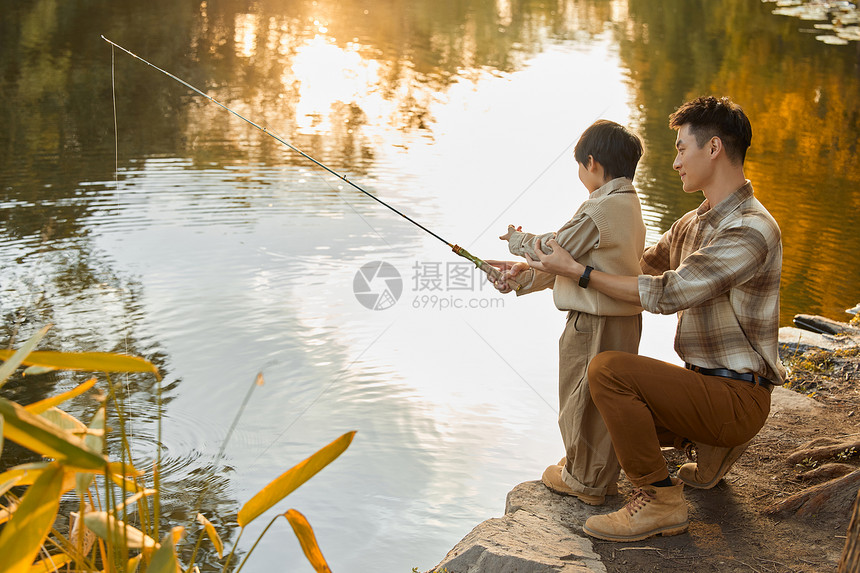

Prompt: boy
[{"left": 491, "top": 119, "right": 646, "bottom": 505}]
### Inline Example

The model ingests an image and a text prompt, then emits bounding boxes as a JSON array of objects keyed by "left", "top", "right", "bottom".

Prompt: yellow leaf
[
  {"left": 237, "top": 431, "right": 355, "bottom": 527},
  {"left": 0, "top": 464, "right": 78, "bottom": 520},
  {"left": 284, "top": 509, "right": 331, "bottom": 573},
  {"left": 40, "top": 407, "right": 87, "bottom": 435},
  {"left": 108, "top": 471, "right": 147, "bottom": 493},
  {"left": 28, "top": 554, "right": 73, "bottom": 572},
  {"left": 77, "top": 406, "right": 106, "bottom": 496},
  {"left": 0, "top": 461, "right": 64, "bottom": 573},
  {"left": 0, "top": 505, "right": 14, "bottom": 526},
  {"left": 0, "top": 398, "right": 107, "bottom": 470},
  {"left": 70, "top": 509, "right": 97, "bottom": 558},
  {"left": 0, "top": 474, "right": 24, "bottom": 526},
  {"left": 196, "top": 513, "right": 224, "bottom": 558},
  {"left": 0, "top": 462, "right": 52, "bottom": 485},
  {"left": 23, "top": 365, "right": 57, "bottom": 376},
  {"left": 108, "top": 461, "right": 144, "bottom": 477},
  {"left": 0, "top": 349, "right": 158, "bottom": 375},
  {"left": 83, "top": 511, "right": 158, "bottom": 550},
  {"left": 113, "top": 489, "right": 157, "bottom": 514},
  {"left": 170, "top": 525, "right": 185, "bottom": 544},
  {"left": 25, "top": 378, "right": 97, "bottom": 414},
  {"left": 0, "top": 475, "right": 23, "bottom": 498},
  {"left": 147, "top": 528, "right": 182, "bottom": 573},
  {"left": 0, "top": 325, "right": 51, "bottom": 390}
]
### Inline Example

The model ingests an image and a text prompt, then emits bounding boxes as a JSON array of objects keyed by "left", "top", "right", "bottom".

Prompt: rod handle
[
  {"left": 451, "top": 245, "right": 526, "bottom": 292},
  {"left": 479, "top": 260, "right": 528, "bottom": 293}
]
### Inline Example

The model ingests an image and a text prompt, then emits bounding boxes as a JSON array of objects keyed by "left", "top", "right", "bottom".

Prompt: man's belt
[{"left": 685, "top": 363, "right": 772, "bottom": 388}]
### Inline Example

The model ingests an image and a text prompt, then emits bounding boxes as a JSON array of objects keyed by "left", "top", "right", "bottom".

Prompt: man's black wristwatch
[{"left": 578, "top": 265, "right": 593, "bottom": 288}]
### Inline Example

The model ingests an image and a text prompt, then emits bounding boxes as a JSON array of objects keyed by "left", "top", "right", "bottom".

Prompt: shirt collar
[
  {"left": 696, "top": 180, "right": 754, "bottom": 228},
  {"left": 590, "top": 177, "right": 635, "bottom": 199}
]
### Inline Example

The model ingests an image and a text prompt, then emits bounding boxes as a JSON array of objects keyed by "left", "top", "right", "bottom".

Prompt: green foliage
[{"left": 0, "top": 326, "right": 354, "bottom": 572}]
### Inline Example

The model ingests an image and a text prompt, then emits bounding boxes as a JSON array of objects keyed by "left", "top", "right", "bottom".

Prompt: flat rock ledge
[
  {"left": 428, "top": 480, "right": 611, "bottom": 573},
  {"left": 426, "top": 380, "right": 818, "bottom": 573},
  {"left": 427, "top": 317, "right": 842, "bottom": 573}
]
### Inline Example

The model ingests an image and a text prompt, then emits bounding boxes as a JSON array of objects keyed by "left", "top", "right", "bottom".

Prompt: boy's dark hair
[
  {"left": 574, "top": 120, "right": 643, "bottom": 180},
  {"left": 668, "top": 96, "right": 752, "bottom": 164}
]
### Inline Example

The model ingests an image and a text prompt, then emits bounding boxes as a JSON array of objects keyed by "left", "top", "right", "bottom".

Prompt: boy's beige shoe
[
  {"left": 582, "top": 478, "right": 688, "bottom": 542},
  {"left": 678, "top": 439, "right": 752, "bottom": 489},
  {"left": 541, "top": 464, "right": 606, "bottom": 506}
]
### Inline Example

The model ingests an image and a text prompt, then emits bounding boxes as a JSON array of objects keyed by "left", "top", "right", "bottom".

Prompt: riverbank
[{"left": 427, "top": 314, "right": 860, "bottom": 573}]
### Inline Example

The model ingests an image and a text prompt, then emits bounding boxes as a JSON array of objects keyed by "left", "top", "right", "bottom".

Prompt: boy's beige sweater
[{"left": 507, "top": 177, "right": 645, "bottom": 316}]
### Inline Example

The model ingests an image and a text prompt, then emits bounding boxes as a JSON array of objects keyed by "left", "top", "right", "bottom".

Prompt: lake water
[{"left": 2, "top": 0, "right": 859, "bottom": 571}]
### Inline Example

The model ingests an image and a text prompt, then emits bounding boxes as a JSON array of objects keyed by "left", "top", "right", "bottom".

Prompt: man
[{"left": 519, "top": 96, "right": 785, "bottom": 542}]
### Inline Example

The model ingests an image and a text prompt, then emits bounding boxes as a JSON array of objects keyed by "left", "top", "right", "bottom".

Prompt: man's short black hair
[
  {"left": 669, "top": 96, "right": 752, "bottom": 164},
  {"left": 574, "top": 120, "right": 643, "bottom": 180}
]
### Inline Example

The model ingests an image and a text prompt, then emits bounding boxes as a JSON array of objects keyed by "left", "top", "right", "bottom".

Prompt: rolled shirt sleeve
[
  {"left": 638, "top": 226, "right": 769, "bottom": 315},
  {"left": 508, "top": 214, "right": 600, "bottom": 296},
  {"left": 508, "top": 214, "right": 600, "bottom": 261}
]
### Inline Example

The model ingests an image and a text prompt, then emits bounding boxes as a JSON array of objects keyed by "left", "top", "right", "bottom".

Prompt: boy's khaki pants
[
  {"left": 558, "top": 311, "right": 642, "bottom": 497},
  {"left": 587, "top": 351, "right": 772, "bottom": 487}
]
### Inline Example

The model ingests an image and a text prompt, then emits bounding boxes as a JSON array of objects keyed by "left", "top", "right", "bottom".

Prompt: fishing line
[
  {"left": 101, "top": 36, "right": 564, "bottom": 478},
  {"left": 110, "top": 43, "right": 137, "bottom": 448},
  {"left": 100, "top": 36, "right": 523, "bottom": 291},
  {"left": 248, "top": 321, "right": 396, "bottom": 468},
  {"left": 469, "top": 105, "right": 610, "bottom": 246},
  {"left": 101, "top": 36, "right": 449, "bottom": 246},
  {"left": 464, "top": 320, "right": 557, "bottom": 414}
]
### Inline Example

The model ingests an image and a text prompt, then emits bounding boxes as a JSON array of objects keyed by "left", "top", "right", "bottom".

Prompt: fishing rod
[{"left": 101, "top": 36, "right": 525, "bottom": 292}]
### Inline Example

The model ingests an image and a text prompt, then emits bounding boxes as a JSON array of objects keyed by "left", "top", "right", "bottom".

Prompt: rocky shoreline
[{"left": 426, "top": 314, "right": 860, "bottom": 573}]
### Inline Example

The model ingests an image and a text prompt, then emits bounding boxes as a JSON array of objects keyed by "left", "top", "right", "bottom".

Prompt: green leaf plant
[{"left": 0, "top": 326, "right": 355, "bottom": 572}]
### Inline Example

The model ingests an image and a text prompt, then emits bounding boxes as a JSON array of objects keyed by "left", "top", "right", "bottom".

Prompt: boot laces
[
  {"left": 624, "top": 488, "right": 655, "bottom": 515},
  {"left": 682, "top": 439, "right": 697, "bottom": 461}
]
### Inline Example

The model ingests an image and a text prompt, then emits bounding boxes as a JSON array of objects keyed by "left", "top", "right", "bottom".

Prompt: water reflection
[{"left": 617, "top": 0, "right": 860, "bottom": 319}]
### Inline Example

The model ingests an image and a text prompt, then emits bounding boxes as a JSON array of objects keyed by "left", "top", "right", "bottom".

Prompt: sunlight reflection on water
[
  {"left": 1, "top": 40, "right": 681, "bottom": 569},
  {"left": 75, "top": 38, "right": 679, "bottom": 569}
]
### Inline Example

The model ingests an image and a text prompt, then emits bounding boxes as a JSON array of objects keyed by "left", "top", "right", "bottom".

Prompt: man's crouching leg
[
  {"left": 678, "top": 439, "right": 753, "bottom": 489},
  {"left": 582, "top": 351, "right": 689, "bottom": 541}
]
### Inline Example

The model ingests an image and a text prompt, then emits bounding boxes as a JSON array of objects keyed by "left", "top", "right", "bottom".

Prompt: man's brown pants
[{"left": 587, "top": 351, "right": 772, "bottom": 488}]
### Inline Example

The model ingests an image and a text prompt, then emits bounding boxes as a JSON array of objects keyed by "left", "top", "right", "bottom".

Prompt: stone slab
[{"left": 429, "top": 482, "right": 609, "bottom": 573}]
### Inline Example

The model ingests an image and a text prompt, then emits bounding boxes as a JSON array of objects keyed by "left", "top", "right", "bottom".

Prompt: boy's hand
[
  {"left": 485, "top": 260, "right": 529, "bottom": 276},
  {"left": 525, "top": 238, "right": 584, "bottom": 278},
  {"left": 485, "top": 260, "right": 530, "bottom": 293},
  {"left": 498, "top": 225, "right": 522, "bottom": 241}
]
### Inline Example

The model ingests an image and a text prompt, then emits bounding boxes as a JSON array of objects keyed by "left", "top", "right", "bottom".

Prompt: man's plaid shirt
[{"left": 638, "top": 181, "right": 786, "bottom": 383}]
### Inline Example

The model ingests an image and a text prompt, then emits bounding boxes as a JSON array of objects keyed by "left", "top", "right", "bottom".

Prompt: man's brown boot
[
  {"left": 678, "top": 439, "right": 752, "bottom": 489},
  {"left": 582, "top": 478, "right": 688, "bottom": 542}
]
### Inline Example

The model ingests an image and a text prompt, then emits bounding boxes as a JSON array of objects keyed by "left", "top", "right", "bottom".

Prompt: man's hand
[
  {"left": 498, "top": 225, "right": 522, "bottom": 241},
  {"left": 485, "top": 260, "right": 529, "bottom": 293},
  {"left": 525, "top": 238, "right": 642, "bottom": 305},
  {"left": 524, "top": 238, "right": 584, "bottom": 278}
]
